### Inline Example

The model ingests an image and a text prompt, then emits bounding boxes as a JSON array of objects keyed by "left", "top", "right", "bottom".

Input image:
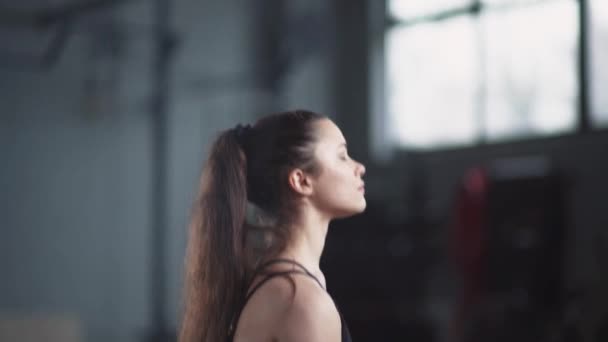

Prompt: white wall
[
  {"left": 0, "top": 30, "right": 153, "bottom": 341},
  {"left": 0, "top": 0, "right": 266, "bottom": 341}
]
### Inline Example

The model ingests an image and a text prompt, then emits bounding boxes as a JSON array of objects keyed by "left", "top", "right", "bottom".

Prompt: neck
[{"left": 277, "top": 206, "right": 330, "bottom": 275}]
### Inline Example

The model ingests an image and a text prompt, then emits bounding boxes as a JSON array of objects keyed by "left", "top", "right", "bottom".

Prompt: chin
[{"left": 356, "top": 200, "right": 367, "bottom": 213}]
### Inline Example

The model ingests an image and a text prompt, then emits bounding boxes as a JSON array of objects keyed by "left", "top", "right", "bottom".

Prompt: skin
[{"left": 233, "top": 118, "right": 366, "bottom": 342}]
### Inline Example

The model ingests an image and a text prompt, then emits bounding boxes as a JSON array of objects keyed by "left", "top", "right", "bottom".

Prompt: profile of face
[{"left": 291, "top": 118, "right": 366, "bottom": 219}]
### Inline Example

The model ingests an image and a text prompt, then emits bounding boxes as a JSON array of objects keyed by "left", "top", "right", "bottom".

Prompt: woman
[{"left": 179, "top": 110, "right": 366, "bottom": 342}]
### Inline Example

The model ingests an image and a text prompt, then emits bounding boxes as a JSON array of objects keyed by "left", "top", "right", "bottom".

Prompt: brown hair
[{"left": 179, "top": 110, "right": 326, "bottom": 342}]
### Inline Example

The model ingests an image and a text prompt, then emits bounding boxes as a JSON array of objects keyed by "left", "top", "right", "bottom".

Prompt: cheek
[
  {"left": 321, "top": 164, "right": 350, "bottom": 184},
  {"left": 316, "top": 167, "right": 366, "bottom": 216},
  {"left": 319, "top": 166, "right": 355, "bottom": 196}
]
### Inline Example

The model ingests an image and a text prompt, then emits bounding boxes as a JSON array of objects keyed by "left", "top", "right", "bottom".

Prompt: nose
[{"left": 356, "top": 162, "right": 366, "bottom": 177}]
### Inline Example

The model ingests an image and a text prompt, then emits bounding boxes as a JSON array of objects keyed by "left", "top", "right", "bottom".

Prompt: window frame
[{"left": 378, "top": 0, "right": 604, "bottom": 153}]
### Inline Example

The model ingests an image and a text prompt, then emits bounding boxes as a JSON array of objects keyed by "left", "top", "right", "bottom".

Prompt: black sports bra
[{"left": 228, "top": 258, "right": 352, "bottom": 342}]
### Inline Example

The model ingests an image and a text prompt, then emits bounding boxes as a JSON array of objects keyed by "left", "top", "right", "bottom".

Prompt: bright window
[
  {"left": 590, "top": 0, "right": 608, "bottom": 127},
  {"left": 481, "top": 0, "right": 579, "bottom": 140},
  {"left": 386, "top": 0, "right": 580, "bottom": 150},
  {"left": 386, "top": 16, "right": 480, "bottom": 148}
]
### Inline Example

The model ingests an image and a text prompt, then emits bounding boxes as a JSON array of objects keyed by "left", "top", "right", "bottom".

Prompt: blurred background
[{"left": 0, "top": 0, "right": 607, "bottom": 341}]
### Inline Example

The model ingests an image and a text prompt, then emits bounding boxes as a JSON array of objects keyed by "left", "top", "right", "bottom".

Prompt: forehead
[{"left": 314, "top": 119, "right": 346, "bottom": 146}]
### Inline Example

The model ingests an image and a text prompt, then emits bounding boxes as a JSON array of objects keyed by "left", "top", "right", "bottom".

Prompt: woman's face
[{"left": 308, "top": 119, "right": 366, "bottom": 219}]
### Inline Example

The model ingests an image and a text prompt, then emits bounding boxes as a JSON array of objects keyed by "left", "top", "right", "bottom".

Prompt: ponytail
[{"left": 179, "top": 128, "right": 248, "bottom": 342}]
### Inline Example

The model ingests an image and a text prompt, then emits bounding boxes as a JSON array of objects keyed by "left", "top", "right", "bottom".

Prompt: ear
[{"left": 288, "top": 168, "right": 313, "bottom": 196}]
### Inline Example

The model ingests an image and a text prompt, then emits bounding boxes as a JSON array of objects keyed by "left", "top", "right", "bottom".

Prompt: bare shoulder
[
  {"left": 236, "top": 273, "right": 341, "bottom": 342},
  {"left": 276, "top": 276, "right": 342, "bottom": 342}
]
